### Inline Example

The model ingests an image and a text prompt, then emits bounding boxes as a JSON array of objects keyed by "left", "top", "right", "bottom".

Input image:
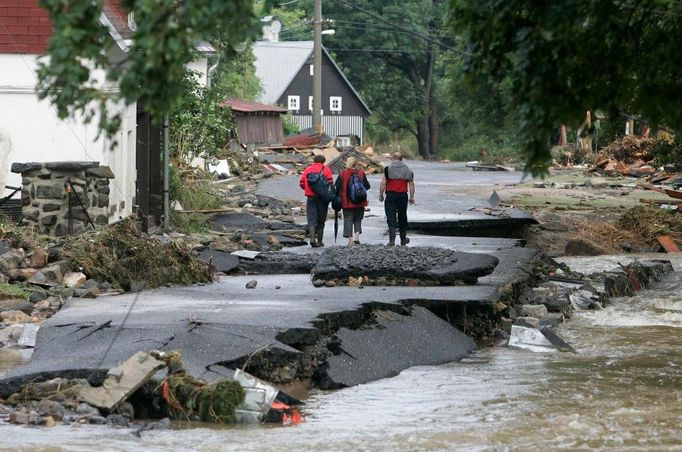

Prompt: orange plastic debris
[{"left": 657, "top": 235, "right": 680, "bottom": 253}]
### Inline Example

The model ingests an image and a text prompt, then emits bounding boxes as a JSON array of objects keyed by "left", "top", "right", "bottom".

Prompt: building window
[
  {"left": 308, "top": 96, "right": 313, "bottom": 111},
  {"left": 288, "top": 95, "right": 300, "bottom": 111},
  {"left": 309, "top": 64, "right": 314, "bottom": 76},
  {"left": 330, "top": 96, "right": 342, "bottom": 112}
]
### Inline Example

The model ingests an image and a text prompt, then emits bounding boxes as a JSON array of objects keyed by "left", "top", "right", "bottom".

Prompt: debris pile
[
  {"left": 0, "top": 350, "right": 303, "bottom": 428},
  {"left": 327, "top": 147, "right": 383, "bottom": 174},
  {"left": 62, "top": 218, "right": 214, "bottom": 291}
]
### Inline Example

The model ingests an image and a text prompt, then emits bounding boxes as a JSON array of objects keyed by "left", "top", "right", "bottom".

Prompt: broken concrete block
[
  {"left": 540, "top": 327, "right": 576, "bottom": 353},
  {"left": 519, "top": 304, "right": 548, "bottom": 320},
  {"left": 77, "top": 351, "right": 165, "bottom": 410},
  {"left": 17, "top": 323, "right": 39, "bottom": 347},
  {"left": 508, "top": 325, "right": 557, "bottom": 353},
  {"left": 63, "top": 272, "right": 87, "bottom": 288}
]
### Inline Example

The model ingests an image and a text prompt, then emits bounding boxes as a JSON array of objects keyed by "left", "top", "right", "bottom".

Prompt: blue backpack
[{"left": 348, "top": 171, "right": 367, "bottom": 203}]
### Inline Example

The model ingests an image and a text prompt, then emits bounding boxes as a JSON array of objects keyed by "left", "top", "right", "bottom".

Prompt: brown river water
[{"left": 1, "top": 256, "right": 681, "bottom": 451}]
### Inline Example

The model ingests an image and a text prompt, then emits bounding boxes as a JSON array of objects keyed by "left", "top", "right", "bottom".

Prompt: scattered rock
[
  {"left": 76, "top": 403, "right": 100, "bottom": 417},
  {"left": 9, "top": 410, "right": 31, "bottom": 424},
  {"left": 245, "top": 280, "right": 258, "bottom": 289},
  {"left": 74, "top": 286, "right": 100, "bottom": 299},
  {"left": 514, "top": 316, "right": 540, "bottom": 329},
  {"left": 106, "top": 414, "right": 129, "bottom": 427},
  {"left": 30, "top": 248, "right": 48, "bottom": 268},
  {"left": 519, "top": 304, "right": 548, "bottom": 320},
  {"left": 146, "top": 417, "right": 171, "bottom": 430},
  {"left": 0, "top": 299, "right": 33, "bottom": 315},
  {"left": 0, "top": 310, "right": 32, "bottom": 324},
  {"left": 38, "top": 400, "right": 65, "bottom": 419},
  {"left": 324, "top": 280, "right": 337, "bottom": 287},
  {"left": 63, "top": 272, "right": 87, "bottom": 288},
  {"left": 88, "top": 415, "right": 107, "bottom": 425},
  {"left": 29, "top": 291, "right": 48, "bottom": 303},
  {"left": 313, "top": 279, "right": 325, "bottom": 288}
]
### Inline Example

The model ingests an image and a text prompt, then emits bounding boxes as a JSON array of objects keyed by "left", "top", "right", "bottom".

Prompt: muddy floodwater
[{"left": 2, "top": 261, "right": 681, "bottom": 450}]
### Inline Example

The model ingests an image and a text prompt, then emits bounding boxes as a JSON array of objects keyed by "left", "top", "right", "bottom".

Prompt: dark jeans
[
  {"left": 384, "top": 192, "right": 408, "bottom": 232},
  {"left": 306, "top": 196, "right": 329, "bottom": 229}
]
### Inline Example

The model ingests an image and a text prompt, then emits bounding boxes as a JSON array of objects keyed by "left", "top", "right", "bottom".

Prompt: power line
[
  {"left": 336, "top": 0, "right": 467, "bottom": 55},
  {"left": 331, "top": 20, "right": 454, "bottom": 38}
]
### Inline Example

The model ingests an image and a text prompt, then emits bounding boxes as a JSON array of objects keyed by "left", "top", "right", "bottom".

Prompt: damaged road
[{"left": 0, "top": 244, "right": 540, "bottom": 397}]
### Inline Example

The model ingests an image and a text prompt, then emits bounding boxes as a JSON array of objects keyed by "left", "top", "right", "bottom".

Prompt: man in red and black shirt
[
  {"left": 378, "top": 152, "right": 415, "bottom": 246},
  {"left": 299, "top": 155, "right": 334, "bottom": 247}
]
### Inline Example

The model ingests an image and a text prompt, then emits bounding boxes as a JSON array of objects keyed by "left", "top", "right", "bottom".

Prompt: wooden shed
[{"left": 222, "top": 99, "right": 288, "bottom": 146}]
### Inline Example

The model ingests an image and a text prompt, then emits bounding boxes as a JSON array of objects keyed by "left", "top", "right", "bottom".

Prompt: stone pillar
[{"left": 10, "top": 162, "right": 115, "bottom": 237}]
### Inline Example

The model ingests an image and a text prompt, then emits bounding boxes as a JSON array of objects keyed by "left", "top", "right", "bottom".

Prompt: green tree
[
  {"left": 323, "top": 0, "right": 449, "bottom": 159},
  {"left": 36, "top": 0, "right": 265, "bottom": 140},
  {"left": 439, "top": 56, "right": 518, "bottom": 160},
  {"left": 449, "top": 0, "right": 682, "bottom": 175},
  {"left": 170, "top": 71, "right": 231, "bottom": 160}
]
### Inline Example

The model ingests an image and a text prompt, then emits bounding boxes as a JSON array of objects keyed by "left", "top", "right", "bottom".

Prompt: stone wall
[{"left": 11, "top": 162, "right": 114, "bottom": 236}]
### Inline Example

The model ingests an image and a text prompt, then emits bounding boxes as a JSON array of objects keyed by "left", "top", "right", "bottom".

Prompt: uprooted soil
[{"left": 524, "top": 206, "right": 682, "bottom": 257}]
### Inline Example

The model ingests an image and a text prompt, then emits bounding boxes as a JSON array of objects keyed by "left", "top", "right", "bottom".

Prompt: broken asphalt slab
[
  {"left": 311, "top": 245, "right": 498, "bottom": 284},
  {"left": 318, "top": 306, "right": 476, "bottom": 388},
  {"left": 0, "top": 247, "right": 539, "bottom": 397}
]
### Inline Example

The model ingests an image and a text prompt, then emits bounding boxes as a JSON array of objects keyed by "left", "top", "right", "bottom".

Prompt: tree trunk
[
  {"left": 422, "top": 45, "right": 437, "bottom": 158},
  {"left": 417, "top": 119, "right": 431, "bottom": 159}
]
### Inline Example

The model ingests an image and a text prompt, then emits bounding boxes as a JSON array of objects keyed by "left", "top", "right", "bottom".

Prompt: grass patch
[
  {"left": 0, "top": 283, "right": 30, "bottom": 300},
  {"left": 171, "top": 212, "right": 211, "bottom": 233},
  {"left": 61, "top": 218, "right": 214, "bottom": 290}
]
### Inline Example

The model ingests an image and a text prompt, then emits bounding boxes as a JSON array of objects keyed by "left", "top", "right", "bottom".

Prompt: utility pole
[
  {"left": 313, "top": 0, "right": 322, "bottom": 132},
  {"left": 163, "top": 115, "right": 170, "bottom": 232}
]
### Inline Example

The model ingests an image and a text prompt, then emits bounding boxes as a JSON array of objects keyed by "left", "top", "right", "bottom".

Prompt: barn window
[
  {"left": 308, "top": 96, "right": 313, "bottom": 111},
  {"left": 309, "top": 64, "right": 314, "bottom": 76},
  {"left": 330, "top": 96, "right": 342, "bottom": 112},
  {"left": 287, "top": 95, "right": 300, "bottom": 111}
]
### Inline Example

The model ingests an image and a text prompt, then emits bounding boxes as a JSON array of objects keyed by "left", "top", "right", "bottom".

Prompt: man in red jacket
[
  {"left": 378, "top": 152, "right": 415, "bottom": 246},
  {"left": 299, "top": 155, "right": 334, "bottom": 247}
]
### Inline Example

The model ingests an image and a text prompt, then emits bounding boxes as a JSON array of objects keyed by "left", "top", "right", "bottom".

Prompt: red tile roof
[{"left": 222, "top": 98, "right": 288, "bottom": 114}]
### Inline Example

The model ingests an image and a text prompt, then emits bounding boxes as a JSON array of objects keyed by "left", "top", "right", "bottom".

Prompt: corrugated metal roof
[
  {"left": 222, "top": 98, "right": 288, "bottom": 113},
  {"left": 252, "top": 40, "right": 371, "bottom": 115}
]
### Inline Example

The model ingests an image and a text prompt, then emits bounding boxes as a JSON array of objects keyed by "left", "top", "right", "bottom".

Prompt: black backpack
[
  {"left": 306, "top": 168, "right": 336, "bottom": 203},
  {"left": 347, "top": 170, "right": 367, "bottom": 203}
]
